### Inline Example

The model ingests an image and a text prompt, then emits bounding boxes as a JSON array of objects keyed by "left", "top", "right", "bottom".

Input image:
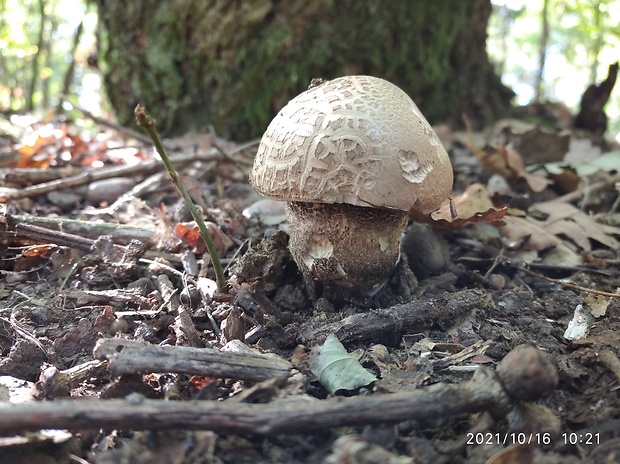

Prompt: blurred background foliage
[{"left": 0, "top": 0, "right": 619, "bottom": 139}]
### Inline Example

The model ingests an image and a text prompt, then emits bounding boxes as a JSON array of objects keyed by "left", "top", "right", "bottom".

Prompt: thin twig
[
  {"left": 134, "top": 105, "right": 226, "bottom": 293},
  {"left": 555, "top": 171, "right": 620, "bottom": 205},
  {"left": 522, "top": 267, "right": 620, "bottom": 298}
]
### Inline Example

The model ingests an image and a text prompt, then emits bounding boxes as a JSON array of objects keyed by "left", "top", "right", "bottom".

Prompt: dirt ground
[{"left": 0, "top": 114, "right": 619, "bottom": 464}]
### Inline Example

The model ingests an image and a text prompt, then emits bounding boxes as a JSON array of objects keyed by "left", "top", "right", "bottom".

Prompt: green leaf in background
[{"left": 309, "top": 334, "right": 377, "bottom": 395}]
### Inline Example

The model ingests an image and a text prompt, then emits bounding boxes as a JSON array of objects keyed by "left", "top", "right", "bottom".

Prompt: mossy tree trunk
[{"left": 94, "top": 0, "right": 513, "bottom": 140}]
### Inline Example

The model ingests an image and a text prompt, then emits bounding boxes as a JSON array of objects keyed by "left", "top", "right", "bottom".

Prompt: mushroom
[{"left": 249, "top": 75, "right": 453, "bottom": 298}]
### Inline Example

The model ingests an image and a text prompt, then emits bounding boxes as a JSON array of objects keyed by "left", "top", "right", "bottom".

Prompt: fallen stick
[
  {"left": 0, "top": 151, "right": 220, "bottom": 202},
  {"left": 302, "top": 288, "right": 491, "bottom": 344},
  {"left": 8, "top": 214, "right": 155, "bottom": 246},
  {"left": 5, "top": 216, "right": 182, "bottom": 266},
  {"left": 13, "top": 222, "right": 106, "bottom": 253},
  {"left": 93, "top": 339, "right": 292, "bottom": 382},
  {"left": 0, "top": 345, "right": 557, "bottom": 436},
  {"left": 35, "top": 360, "right": 108, "bottom": 399}
]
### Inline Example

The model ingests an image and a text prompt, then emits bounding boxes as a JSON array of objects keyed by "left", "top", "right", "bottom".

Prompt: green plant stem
[{"left": 135, "top": 104, "right": 226, "bottom": 293}]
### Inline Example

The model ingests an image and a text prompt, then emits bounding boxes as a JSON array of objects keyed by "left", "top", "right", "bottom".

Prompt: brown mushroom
[{"left": 250, "top": 75, "right": 453, "bottom": 298}]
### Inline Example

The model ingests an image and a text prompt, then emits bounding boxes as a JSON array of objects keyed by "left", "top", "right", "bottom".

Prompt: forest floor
[{"left": 0, "top": 108, "right": 619, "bottom": 464}]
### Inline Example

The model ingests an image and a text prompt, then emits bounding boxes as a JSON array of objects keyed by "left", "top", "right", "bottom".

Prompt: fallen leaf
[
  {"left": 468, "top": 123, "right": 555, "bottom": 192},
  {"left": 491, "top": 118, "right": 570, "bottom": 163},
  {"left": 585, "top": 295, "right": 609, "bottom": 318},
  {"left": 22, "top": 244, "right": 58, "bottom": 257},
  {"left": 500, "top": 216, "right": 561, "bottom": 250},
  {"left": 175, "top": 221, "right": 234, "bottom": 256},
  {"left": 498, "top": 216, "right": 581, "bottom": 265},
  {"left": 309, "top": 334, "right": 377, "bottom": 394},
  {"left": 421, "top": 183, "right": 508, "bottom": 229},
  {"left": 531, "top": 200, "right": 620, "bottom": 251}
]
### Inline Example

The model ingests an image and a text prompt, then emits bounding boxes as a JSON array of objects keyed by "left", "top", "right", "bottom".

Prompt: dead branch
[
  {"left": 0, "top": 345, "right": 557, "bottom": 436},
  {"left": 302, "top": 288, "right": 491, "bottom": 344},
  {"left": 0, "top": 151, "right": 220, "bottom": 202},
  {"left": 11, "top": 222, "right": 123, "bottom": 253},
  {"left": 8, "top": 215, "right": 154, "bottom": 247},
  {"left": 35, "top": 360, "right": 108, "bottom": 399},
  {"left": 522, "top": 267, "right": 620, "bottom": 299},
  {"left": 93, "top": 339, "right": 292, "bottom": 382}
]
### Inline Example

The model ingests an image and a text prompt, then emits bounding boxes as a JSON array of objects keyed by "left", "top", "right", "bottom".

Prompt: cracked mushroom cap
[{"left": 250, "top": 75, "right": 453, "bottom": 214}]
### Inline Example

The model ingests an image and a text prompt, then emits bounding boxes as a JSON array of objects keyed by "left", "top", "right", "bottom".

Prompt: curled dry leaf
[
  {"left": 530, "top": 200, "right": 620, "bottom": 251},
  {"left": 309, "top": 334, "right": 377, "bottom": 395},
  {"left": 497, "top": 197, "right": 620, "bottom": 265},
  {"left": 420, "top": 183, "right": 508, "bottom": 229},
  {"left": 175, "top": 221, "right": 234, "bottom": 257},
  {"left": 470, "top": 139, "right": 553, "bottom": 193},
  {"left": 499, "top": 216, "right": 581, "bottom": 265}
]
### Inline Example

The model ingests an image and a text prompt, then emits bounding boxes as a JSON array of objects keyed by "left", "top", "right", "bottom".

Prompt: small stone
[
  {"left": 86, "top": 177, "right": 135, "bottom": 204},
  {"left": 496, "top": 345, "right": 559, "bottom": 402}
]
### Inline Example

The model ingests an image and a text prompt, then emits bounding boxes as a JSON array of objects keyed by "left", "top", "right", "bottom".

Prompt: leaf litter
[{"left": 0, "top": 107, "right": 619, "bottom": 463}]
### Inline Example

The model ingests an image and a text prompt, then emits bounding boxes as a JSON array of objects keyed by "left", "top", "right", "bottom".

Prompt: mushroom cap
[{"left": 250, "top": 75, "right": 453, "bottom": 214}]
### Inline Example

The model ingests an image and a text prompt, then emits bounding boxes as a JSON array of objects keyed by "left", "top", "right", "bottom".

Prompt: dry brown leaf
[
  {"left": 491, "top": 118, "right": 571, "bottom": 163},
  {"left": 500, "top": 145, "right": 554, "bottom": 192},
  {"left": 499, "top": 216, "right": 563, "bottom": 251},
  {"left": 531, "top": 200, "right": 620, "bottom": 251},
  {"left": 425, "top": 207, "right": 508, "bottom": 230},
  {"left": 416, "top": 183, "right": 508, "bottom": 229},
  {"left": 439, "top": 183, "right": 495, "bottom": 219},
  {"left": 499, "top": 216, "right": 581, "bottom": 265},
  {"left": 542, "top": 219, "right": 592, "bottom": 251},
  {"left": 497, "top": 196, "right": 620, "bottom": 264},
  {"left": 15, "top": 132, "right": 56, "bottom": 169},
  {"left": 469, "top": 139, "right": 553, "bottom": 193}
]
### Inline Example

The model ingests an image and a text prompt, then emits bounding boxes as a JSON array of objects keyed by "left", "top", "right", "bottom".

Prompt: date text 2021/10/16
[{"left": 466, "top": 432, "right": 601, "bottom": 446}]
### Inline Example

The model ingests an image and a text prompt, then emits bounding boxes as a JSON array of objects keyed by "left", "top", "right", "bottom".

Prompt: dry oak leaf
[
  {"left": 530, "top": 200, "right": 620, "bottom": 251},
  {"left": 471, "top": 142, "right": 553, "bottom": 193},
  {"left": 498, "top": 215, "right": 581, "bottom": 266},
  {"left": 426, "top": 183, "right": 508, "bottom": 229},
  {"left": 498, "top": 197, "right": 620, "bottom": 265}
]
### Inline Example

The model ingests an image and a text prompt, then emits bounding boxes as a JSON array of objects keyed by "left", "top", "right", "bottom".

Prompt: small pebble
[
  {"left": 486, "top": 273, "right": 506, "bottom": 290},
  {"left": 86, "top": 177, "right": 135, "bottom": 204},
  {"left": 496, "top": 345, "right": 559, "bottom": 402}
]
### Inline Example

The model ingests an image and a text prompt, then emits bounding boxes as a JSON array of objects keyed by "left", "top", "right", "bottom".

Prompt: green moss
[{"left": 95, "top": 0, "right": 512, "bottom": 139}]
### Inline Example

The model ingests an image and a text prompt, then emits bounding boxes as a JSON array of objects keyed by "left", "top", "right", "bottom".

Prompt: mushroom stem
[{"left": 286, "top": 202, "right": 408, "bottom": 298}]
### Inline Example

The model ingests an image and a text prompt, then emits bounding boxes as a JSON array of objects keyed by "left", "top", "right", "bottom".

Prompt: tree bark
[
  {"left": 56, "top": 16, "right": 85, "bottom": 113},
  {"left": 94, "top": 0, "right": 513, "bottom": 140}
]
